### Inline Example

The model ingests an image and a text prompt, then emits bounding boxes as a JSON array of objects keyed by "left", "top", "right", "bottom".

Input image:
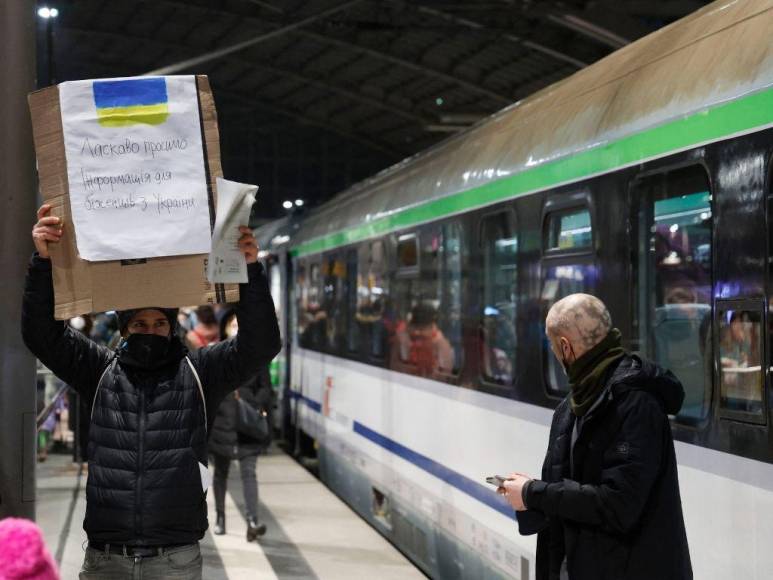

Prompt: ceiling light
[{"left": 38, "top": 6, "right": 58, "bottom": 18}]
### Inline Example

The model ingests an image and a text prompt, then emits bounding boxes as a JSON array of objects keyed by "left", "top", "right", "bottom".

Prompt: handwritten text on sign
[{"left": 59, "top": 76, "right": 211, "bottom": 261}]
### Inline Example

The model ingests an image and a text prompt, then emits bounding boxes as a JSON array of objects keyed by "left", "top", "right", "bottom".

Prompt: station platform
[{"left": 36, "top": 447, "right": 425, "bottom": 579}]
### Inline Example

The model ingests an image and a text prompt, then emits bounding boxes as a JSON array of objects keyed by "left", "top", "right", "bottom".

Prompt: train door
[{"left": 630, "top": 164, "right": 714, "bottom": 426}]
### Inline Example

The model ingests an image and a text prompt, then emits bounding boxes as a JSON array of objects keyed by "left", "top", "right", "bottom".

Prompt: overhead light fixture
[{"left": 38, "top": 7, "right": 58, "bottom": 18}]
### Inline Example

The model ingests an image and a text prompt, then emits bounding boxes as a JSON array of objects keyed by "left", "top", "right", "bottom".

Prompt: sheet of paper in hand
[
  {"left": 207, "top": 178, "right": 258, "bottom": 284},
  {"left": 58, "top": 76, "right": 212, "bottom": 261}
]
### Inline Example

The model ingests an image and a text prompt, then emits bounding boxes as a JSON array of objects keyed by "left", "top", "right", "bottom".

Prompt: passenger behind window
[
  {"left": 720, "top": 311, "right": 755, "bottom": 368},
  {"left": 299, "top": 302, "right": 327, "bottom": 349},
  {"left": 719, "top": 309, "right": 762, "bottom": 416},
  {"left": 391, "top": 303, "right": 454, "bottom": 378},
  {"left": 482, "top": 312, "right": 515, "bottom": 385},
  {"left": 653, "top": 284, "right": 711, "bottom": 421}
]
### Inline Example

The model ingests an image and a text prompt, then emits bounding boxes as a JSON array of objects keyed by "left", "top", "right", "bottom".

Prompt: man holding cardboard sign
[{"left": 22, "top": 204, "right": 281, "bottom": 579}]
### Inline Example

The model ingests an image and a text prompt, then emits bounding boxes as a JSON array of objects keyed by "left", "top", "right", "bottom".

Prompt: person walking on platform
[
  {"left": 207, "top": 308, "right": 273, "bottom": 542},
  {"left": 22, "top": 204, "right": 281, "bottom": 580},
  {"left": 499, "top": 293, "right": 692, "bottom": 580}
]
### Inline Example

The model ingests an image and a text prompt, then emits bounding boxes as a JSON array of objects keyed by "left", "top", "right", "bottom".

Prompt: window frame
[
  {"left": 396, "top": 232, "right": 420, "bottom": 278},
  {"left": 540, "top": 193, "right": 596, "bottom": 399},
  {"left": 629, "top": 162, "right": 715, "bottom": 428},
  {"left": 716, "top": 298, "right": 767, "bottom": 426},
  {"left": 478, "top": 207, "right": 519, "bottom": 390},
  {"left": 345, "top": 247, "right": 359, "bottom": 354},
  {"left": 766, "top": 154, "right": 773, "bottom": 431},
  {"left": 541, "top": 204, "right": 596, "bottom": 258}
]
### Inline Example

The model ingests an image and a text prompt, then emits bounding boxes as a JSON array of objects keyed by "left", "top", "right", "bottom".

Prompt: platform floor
[{"left": 36, "top": 447, "right": 424, "bottom": 579}]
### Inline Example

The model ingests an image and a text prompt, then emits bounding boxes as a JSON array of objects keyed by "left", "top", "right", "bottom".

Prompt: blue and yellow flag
[{"left": 93, "top": 78, "right": 169, "bottom": 127}]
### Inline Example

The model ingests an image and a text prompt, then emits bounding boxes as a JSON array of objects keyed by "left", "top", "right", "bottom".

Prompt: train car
[{"left": 256, "top": 1, "right": 773, "bottom": 578}]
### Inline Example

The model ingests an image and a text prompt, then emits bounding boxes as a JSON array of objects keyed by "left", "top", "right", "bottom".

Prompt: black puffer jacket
[
  {"left": 22, "top": 256, "right": 280, "bottom": 546},
  {"left": 517, "top": 355, "right": 692, "bottom": 580},
  {"left": 209, "top": 366, "right": 273, "bottom": 460}
]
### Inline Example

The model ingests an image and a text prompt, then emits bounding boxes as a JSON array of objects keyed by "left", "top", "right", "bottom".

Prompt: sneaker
[
  {"left": 246, "top": 517, "right": 266, "bottom": 542},
  {"left": 214, "top": 511, "right": 226, "bottom": 535}
]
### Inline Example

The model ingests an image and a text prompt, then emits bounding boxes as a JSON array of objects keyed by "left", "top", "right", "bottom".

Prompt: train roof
[{"left": 261, "top": 0, "right": 773, "bottom": 257}]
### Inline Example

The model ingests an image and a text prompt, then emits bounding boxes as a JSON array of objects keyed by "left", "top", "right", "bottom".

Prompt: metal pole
[
  {"left": 46, "top": 17, "right": 55, "bottom": 85},
  {"left": 0, "top": 0, "right": 38, "bottom": 520}
]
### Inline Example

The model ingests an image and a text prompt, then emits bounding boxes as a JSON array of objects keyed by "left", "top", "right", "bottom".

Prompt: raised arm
[
  {"left": 189, "top": 227, "right": 281, "bottom": 398},
  {"left": 22, "top": 205, "right": 112, "bottom": 399}
]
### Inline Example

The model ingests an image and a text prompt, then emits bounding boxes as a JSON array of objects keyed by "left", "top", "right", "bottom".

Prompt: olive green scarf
[{"left": 568, "top": 328, "right": 626, "bottom": 417}]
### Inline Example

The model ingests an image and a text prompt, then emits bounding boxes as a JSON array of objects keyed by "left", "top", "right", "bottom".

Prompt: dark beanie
[{"left": 117, "top": 307, "right": 179, "bottom": 334}]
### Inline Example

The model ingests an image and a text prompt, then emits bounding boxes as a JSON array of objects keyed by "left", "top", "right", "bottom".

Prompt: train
[{"left": 256, "top": 1, "right": 773, "bottom": 578}]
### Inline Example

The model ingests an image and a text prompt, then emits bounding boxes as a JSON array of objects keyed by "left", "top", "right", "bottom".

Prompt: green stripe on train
[{"left": 292, "top": 87, "right": 773, "bottom": 258}]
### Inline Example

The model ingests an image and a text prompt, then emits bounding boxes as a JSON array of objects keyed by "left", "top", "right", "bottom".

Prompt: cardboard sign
[
  {"left": 58, "top": 76, "right": 212, "bottom": 261},
  {"left": 28, "top": 76, "right": 239, "bottom": 320}
]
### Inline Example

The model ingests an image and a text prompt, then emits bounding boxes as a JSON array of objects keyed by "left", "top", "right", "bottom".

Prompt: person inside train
[
  {"left": 719, "top": 311, "right": 755, "bottom": 369},
  {"left": 23, "top": 204, "right": 281, "bottom": 580},
  {"left": 392, "top": 302, "right": 454, "bottom": 377},
  {"left": 499, "top": 293, "right": 692, "bottom": 580}
]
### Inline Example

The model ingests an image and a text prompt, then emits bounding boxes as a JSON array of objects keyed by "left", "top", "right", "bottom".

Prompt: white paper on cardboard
[
  {"left": 207, "top": 178, "right": 258, "bottom": 284},
  {"left": 59, "top": 75, "right": 212, "bottom": 261}
]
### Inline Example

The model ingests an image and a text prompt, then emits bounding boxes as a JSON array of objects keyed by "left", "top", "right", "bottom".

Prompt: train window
[
  {"left": 546, "top": 208, "right": 592, "bottom": 250},
  {"left": 322, "top": 255, "right": 340, "bottom": 351},
  {"left": 390, "top": 222, "right": 463, "bottom": 379},
  {"left": 294, "top": 261, "right": 306, "bottom": 347},
  {"left": 717, "top": 304, "right": 765, "bottom": 423},
  {"left": 634, "top": 166, "right": 713, "bottom": 423},
  {"left": 435, "top": 222, "right": 464, "bottom": 375},
  {"left": 297, "top": 259, "right": 325, "bottom": 350},
  {"left": 397, "top": 233, "right": 419, "bottom": 273},
  {"left": 356, "top": 240, "right": 389, "bottom": 359},
  {"left": 769, "top": 176, "right": 773, "bottom": 421},
  {"left": 346, "top": 249, "right": 359, "bottom": 353},
  {"left": 481, "top": 212, "right": 518, "bottom": 386},
  {"left": 327, "top": 252, "right": 353, "bottom": 354}
]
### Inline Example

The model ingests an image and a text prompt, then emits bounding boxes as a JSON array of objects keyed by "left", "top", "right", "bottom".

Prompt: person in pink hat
[{"left": 0, "top": 518, "right": 59, "bottom": 580}]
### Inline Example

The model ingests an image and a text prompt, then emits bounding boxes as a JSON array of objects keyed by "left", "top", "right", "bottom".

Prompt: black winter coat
[
  {"left": 518, "top": 355, "right": 692, "bottom": 580},
  {"left": 22, "top": 256, "right": 281, "bottom": 546},
  {"left": 209, "top": 366, "right": 273, "bottom": 460}
]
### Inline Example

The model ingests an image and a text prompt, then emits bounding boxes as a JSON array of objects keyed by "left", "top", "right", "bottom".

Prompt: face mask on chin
[{"left": 120, "top": 333, "right": 171, "bottom": 368}]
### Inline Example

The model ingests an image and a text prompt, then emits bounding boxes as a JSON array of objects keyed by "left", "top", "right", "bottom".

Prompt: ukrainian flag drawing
[{"left": 93, "top": 78, "right": 169, "bottom": 127}]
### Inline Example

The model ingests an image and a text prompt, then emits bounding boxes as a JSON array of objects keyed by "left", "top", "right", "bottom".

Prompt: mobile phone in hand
[{"left": 485, "top": 475, "right": 506, "bottom": 487}]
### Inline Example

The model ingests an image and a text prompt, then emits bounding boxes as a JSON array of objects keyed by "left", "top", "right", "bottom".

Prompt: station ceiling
[{"left": 40, "top": 0, "right": 713, "bottom": 218}]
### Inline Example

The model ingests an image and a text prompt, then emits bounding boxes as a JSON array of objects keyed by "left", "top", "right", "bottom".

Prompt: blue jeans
[{"left": 78, "top": 543, "right": 202, "bottom": 579}]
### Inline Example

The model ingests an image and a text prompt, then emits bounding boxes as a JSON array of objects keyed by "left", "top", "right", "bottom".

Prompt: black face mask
[{"left": 120, "top": 333, "right": 171, "bottom": 369}]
